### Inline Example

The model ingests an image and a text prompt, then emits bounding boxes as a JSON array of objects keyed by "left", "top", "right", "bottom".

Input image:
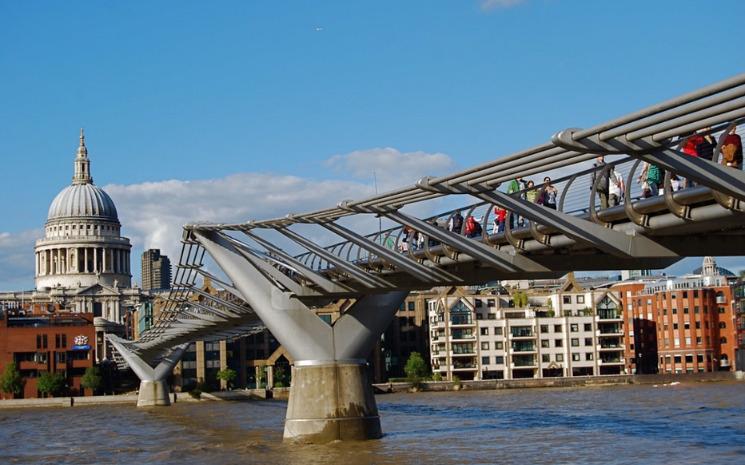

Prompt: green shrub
[
  {"left": 81, "top": 367, "right": 102, "bottom": 393},
  {"left": 37, "top": 372, "right": 65, "bottom": 397},
  {"left": 188, "top": 389, "right": 202, "bottom": 399},
  {"left": 0, "top": 362, "right": 23, "bottom": 398},
  {"left": 404, "top": 352, "right": 429, "bottom": 384}
]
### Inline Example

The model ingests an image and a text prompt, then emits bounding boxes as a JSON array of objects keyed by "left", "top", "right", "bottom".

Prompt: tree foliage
[
  {"left": 512, "top": 291, "right": 529, "bottom": 308},
  {"left": 81, "top": 367, "right": 102, "bottom": 393},
  {"left": 0, "top": 362, "right": 24, "bottom": 398},
  {"left": 216, "top": 368, "right": 237, "bottom": 389},
  {"left": 404, "top": 352, "right": 429, "bottom": 382},
  {"left": 37, "top": 372, "right": 65, "bottom": 397}
]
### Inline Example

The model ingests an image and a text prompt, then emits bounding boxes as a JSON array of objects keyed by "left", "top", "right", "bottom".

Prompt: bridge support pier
[
  {"left": 137, "top": 379, "right": 172, "bottom": 407},
  {"left": 194, "top": 229, "right": 408, "bottom": 443},
  {"left": 284, "top": 361, "right": 380, "bottom": 442},
  {"left": 108, "top": 336, "right": 188, "bottom": 407}
]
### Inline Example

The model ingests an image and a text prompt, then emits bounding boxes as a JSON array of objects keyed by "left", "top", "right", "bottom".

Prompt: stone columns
[
  {"left": 84, "top": 248, "right": 89, "bottom": 273},
  {"left": 102, "top": 247, "right": 107, "bottom": 272}
]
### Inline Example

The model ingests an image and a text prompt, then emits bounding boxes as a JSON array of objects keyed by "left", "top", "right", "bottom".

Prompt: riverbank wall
[
  {"left": 0, "top": 372, "right": 739, "bottom": 409},
  {"left": 0, "top": 388, "right": 273, "bottom": 409},
  {"left": 372, "top": 371, "right": 740, "bottom": 393}
]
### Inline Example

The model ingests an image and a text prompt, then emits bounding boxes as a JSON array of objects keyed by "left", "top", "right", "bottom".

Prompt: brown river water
[{"left": 0, "top": 381, "right": 743, "bottom": 465}]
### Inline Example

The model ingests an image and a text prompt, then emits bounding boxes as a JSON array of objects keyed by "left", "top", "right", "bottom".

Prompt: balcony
[
  {"left": 599, "top": 357, "right": 623, "bottom": 364},
  {"left": 511, "top": 342, "right": 536, "bottom": 353},
  {"left": 598, "top": 325, "right": 623, "bottom": 336},
  {"left": 597, "top": 310, "right": 622, "bottom": 321},
  {"left": 450, "top": 315, "right": 474, "bottom": 326},
  {"left": 510, "top": 327, "right": 534, "bottom": 338},
  {"left": 512, "top": 355, "right": 537, "bottom": 367}
]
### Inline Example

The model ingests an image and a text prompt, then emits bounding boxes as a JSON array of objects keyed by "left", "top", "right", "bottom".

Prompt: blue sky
[{"left": 1, "top": 0, "right": 744, "bottom": 289}]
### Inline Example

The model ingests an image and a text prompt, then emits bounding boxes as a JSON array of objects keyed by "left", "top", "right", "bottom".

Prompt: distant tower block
[{"left": 141, "top": 249, "right": 172, "bottom": 290}]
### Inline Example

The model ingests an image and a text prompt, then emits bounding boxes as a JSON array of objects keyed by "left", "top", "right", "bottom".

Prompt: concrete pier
[
  {"left": 137, "top": 380, "right": 172, "bottom": 407},
  {"left": 284, "top": 362, "right": 380, "bottom": 442}
]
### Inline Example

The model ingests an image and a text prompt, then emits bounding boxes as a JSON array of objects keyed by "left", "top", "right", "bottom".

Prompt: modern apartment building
[{"left": 428, "top": 280, "right": 625, "bottom": 381}]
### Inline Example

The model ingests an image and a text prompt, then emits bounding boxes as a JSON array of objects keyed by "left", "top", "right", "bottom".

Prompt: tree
[
  {"left": 0, "top": 362, "right": 24, "bottom": 399},
  {"left": 216, "top": 368, "right": 237, "bottom": 389},
  {"left": 273, "top": 366, "right": 289, "bottom": 388},
  {"left": 404, "top": 352, "right": 429, "bottom": 383},
  {"left": 81, "top": 367, "right": 102, "bottom": 394},
  {"left": 37, "top": 372, "right": 65, "bottom": 398}
]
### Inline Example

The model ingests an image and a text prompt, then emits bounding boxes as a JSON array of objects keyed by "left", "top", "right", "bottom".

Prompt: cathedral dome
[
  {"left": 46, "top": 129, "right": 119, "bottom": 222},
  {"left": 48, "top": 183, "right": 118, "bottom": 221}
]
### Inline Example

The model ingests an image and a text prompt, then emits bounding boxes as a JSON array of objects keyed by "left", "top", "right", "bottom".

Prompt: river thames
[{"left": 1, "top": 382, "right": 743, "bottom": 465}]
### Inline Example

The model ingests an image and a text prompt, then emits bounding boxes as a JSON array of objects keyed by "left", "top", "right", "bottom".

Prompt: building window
[
  {"left": 674, "top": 355, "right": 682, "bottom": 364},
  {"left": 487, "top": 299, "right": 496, "bottom": 308},
  {"left": 494, "top": 327, "right": 503, "bottom": 336},
  {"left": 720, "top": 337, "right": 728, "bottom": 344},
  {"left": 481, "top": 342, "right": 489, "bottom": 350},
  {"left": 542, "top": 354, "right": 550, "bottom": 363},
  {"left": 555, "top": 339, "right": 563, "bottom": 348},
  {"left": 494, "top": 341, "right": 504, "bottom": 350},
  {"left": 585, "top": 353, "right": 593, "bottom": 361},
  {"left": 584, "top": 323, "right": 592, "bottom": 332},
  {"left": 495, "top": 356, "right": 504, "bottom": 364},
  {"left": 571, "top": 338, "right": 579, "bottom": 347},
  {"left": 556, "top": 354, "right": 564, "bottom": 362},
  {"left": 563, "top": 296, "right": 571, "bottom": 304},
  {"left": 480, "top": 327, "right": 489, "bottom": 336},
  {"left": 541, "top": 339, "right": 550, "bottom": 348},
  {"left": 572, "top": 353, "right": 581, "bottom": 361},
  {"left": 719, "top": 322, "right": 727, "bottom": 329},
  {"left": 584, "top": 338, "right": 593, "bottom": 346},
  {"left": 540, "top": 324, "right": 549, "bottom": 333},
  {"left": 673, "top": 323, "right": 678, "bottom": 330},
  {"left": 570, "top": 324, "right": 578, "bottom": 332},
  {"left": 481, "top": 356, "right": 490, "bottom": 365},
  {"left": 554, "top": 324, "right": 562, "bottom": 332},
  {"left": 407, "top": 301, "right": 415, "bottom": 311},
  {"left": 696, "top": 337, "right": 702, "bottom": 345},
  {"left": 475, "top": 299, "right": 483, "bottom": 308},
  {"left": 577, "top": 295, "right": 585, "bottom": 304}
]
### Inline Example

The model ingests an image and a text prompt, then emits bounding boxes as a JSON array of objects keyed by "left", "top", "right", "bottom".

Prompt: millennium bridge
[{"left": 110, "top": 72, "right": 745, "bottom": 443}]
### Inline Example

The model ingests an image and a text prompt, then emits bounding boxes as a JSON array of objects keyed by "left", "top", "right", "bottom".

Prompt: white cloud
[
  {"left": 0, "top": 229, "right": 41, "bottom": 291},
  {"left": 480, "top": 0, "right": 526, "bottom": 10},
  {"left": 325, "top": 147, "right": 455, "bottom": 191}
]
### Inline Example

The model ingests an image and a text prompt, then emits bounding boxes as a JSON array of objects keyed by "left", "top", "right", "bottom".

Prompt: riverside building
[
  {"left": 614, "top": 257, "right": 738, "bottom": 374},
  {"left": 428, "top": 278, "right": 625, "bottom": 381}
]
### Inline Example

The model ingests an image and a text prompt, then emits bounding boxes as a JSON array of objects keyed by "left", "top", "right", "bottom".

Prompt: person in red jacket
[
  {"left": 464, "top": 215, "right": 482, "bottom": 238},
  {"left": 721, "top": 127, "right": 743, "bottom": 169},
  {"left": 493, "top": 206, "right": 507, "bottom": 233}
]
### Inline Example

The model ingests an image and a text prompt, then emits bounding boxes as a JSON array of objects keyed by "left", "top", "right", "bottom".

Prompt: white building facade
[{"left": 428, "top": 284, "right": 625, "bottom": 381}]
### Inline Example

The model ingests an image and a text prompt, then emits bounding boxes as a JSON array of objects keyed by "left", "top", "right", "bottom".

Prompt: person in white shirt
[{"left": 608, "top": 167, "right": 625, "bottom": 207}]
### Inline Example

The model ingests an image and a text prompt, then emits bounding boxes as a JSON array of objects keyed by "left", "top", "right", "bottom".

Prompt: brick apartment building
[
  {"left": 614, "top": 257, "right": 738, "bottom": 374},
  {"left": 0, "top": 306, "right": 96, "bottom": 398}
]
